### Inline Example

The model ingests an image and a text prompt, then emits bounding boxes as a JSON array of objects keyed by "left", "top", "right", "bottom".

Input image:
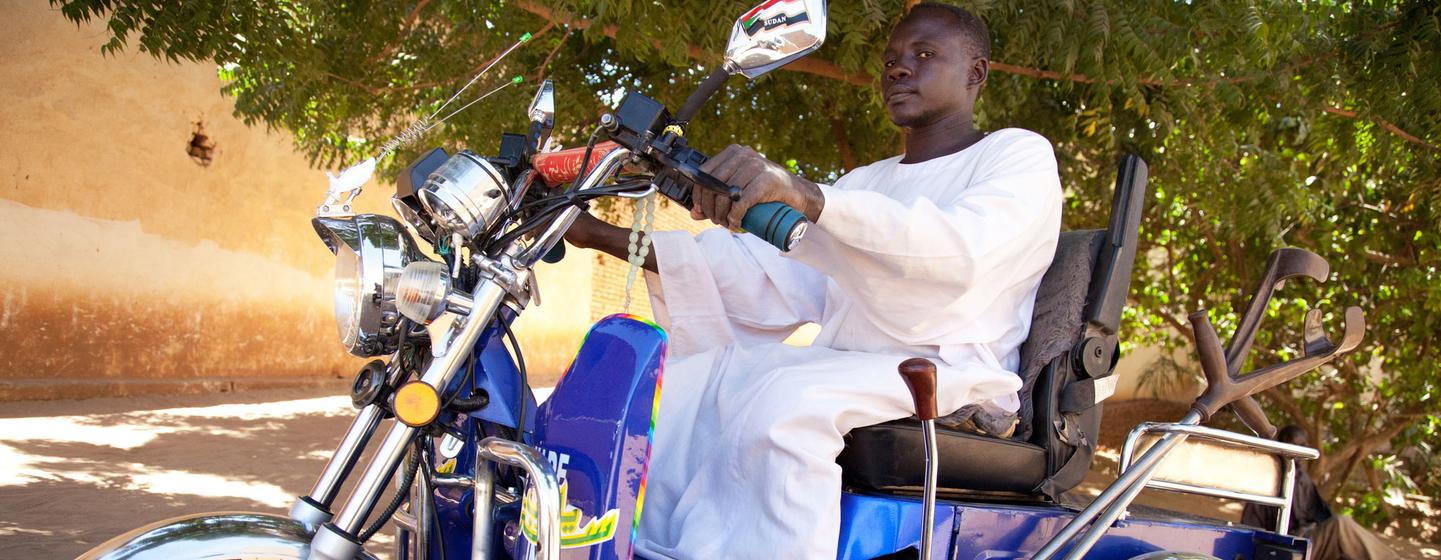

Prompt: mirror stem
[{"left": 675, "top": 67, "right": 733, "bottom": 124}]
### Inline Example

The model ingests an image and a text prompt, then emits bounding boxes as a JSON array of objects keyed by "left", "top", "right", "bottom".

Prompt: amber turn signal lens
[{"left": 393, "top": 381, "right": 441, "bottom": 427}]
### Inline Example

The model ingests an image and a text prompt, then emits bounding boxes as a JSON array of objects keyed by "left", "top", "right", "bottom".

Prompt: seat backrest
[
  {"left": 1013, "top": 230, "right": 1105, "bottom": 441},
  {"left": 1014, "top": 154, "right": 1148, "bottom": 497}
]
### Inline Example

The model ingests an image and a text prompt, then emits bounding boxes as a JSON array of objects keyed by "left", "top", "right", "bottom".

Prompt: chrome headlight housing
[
  {"left": 313, "top": 214, "right": 424, "bottom": 357},
  {"left": 418, "top": 151, "right": 510, "bottom": 241}
]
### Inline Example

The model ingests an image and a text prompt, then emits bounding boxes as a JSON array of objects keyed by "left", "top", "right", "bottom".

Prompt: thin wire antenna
[
  {"left": 372, "top": 30, "right": 534, "bottom": 160},
  {"left": 427, "top": 32, "right": 533, "bottom": 122},
  {"left": 427, "top": 76, "right": 524, "bottom": 132}
]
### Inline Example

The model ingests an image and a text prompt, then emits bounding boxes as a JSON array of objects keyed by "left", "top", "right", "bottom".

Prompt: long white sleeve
[
  {"left": 644, "top": 228, "right": 828, "bottom": 357},
  {"left": 785, "top": 129, "right": 1062, "bottom": 352}
]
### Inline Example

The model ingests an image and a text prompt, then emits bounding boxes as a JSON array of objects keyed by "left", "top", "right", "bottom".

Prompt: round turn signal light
[{"left": 393, "top": 381, "right": 441, "bottom": 427}]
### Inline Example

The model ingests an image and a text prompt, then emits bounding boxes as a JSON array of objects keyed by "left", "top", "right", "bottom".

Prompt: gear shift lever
[{"left": 899, "top": 357, "right": 939, "bottom": 559}]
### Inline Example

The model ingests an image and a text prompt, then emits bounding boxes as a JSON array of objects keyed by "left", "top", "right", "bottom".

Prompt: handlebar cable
[
  {"left": 568, "top": 123, "right": 609, "bottom": 194},
  {"left": 502, "top": 319, "right": 530, "bottom": 440},
  {"left": 359, "top": 440, "right": 422, "bottom": 541},
  {"left": 483, "top": 181, "right": 653, "bottom": 255},
  {"left": 416, "top": 438, "right": 448, "bottom": 560}
]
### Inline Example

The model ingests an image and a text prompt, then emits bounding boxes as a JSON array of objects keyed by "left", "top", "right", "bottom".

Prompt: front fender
[{"left": 77, "top": 512, "right": 378, "bottom": 560}]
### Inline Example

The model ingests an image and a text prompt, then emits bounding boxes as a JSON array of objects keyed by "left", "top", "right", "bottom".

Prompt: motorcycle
[{"left": 80, "top": 1, "right": 1366, "bottom": 559}]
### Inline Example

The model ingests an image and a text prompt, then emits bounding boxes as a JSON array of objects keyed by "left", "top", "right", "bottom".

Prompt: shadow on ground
[{"left": 0, "top": 392, "right": 1433, "bottom": 558}]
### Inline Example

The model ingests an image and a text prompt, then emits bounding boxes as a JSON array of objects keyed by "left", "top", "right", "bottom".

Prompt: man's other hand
[{"left": 695, "top": 145, "right": 825, "bottom": 229}]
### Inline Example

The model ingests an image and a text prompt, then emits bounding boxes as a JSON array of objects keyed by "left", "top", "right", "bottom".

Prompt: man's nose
[{"left": 885, "top": 62, "right": 912, "bottom": 83}]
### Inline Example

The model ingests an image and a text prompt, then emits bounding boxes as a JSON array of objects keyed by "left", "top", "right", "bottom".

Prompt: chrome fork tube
[
  {"left": 311, "top": 278, "right": 511, "bottom": 560},
  {"left": 290, "top": 404, "right": 385, "bottom": 528},
  {"left": 315, "top": 405, "right": 386, "bottom": 502}
]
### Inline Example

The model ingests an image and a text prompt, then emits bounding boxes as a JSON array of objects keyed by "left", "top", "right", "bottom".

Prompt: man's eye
[
  {"left": 918, "top": 51, "right": 935, "bottom": 59},
  {"left": 883, "top": 60, "right": 895, "bottom": 68}
]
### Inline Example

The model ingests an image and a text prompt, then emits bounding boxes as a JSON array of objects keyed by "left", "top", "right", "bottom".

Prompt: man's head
[
  {"left": 1277, "top": 425, "right": 1311, "bottom": 448},
  {"left": 882, "top": 2, "right": 991, "bottom": 129}
]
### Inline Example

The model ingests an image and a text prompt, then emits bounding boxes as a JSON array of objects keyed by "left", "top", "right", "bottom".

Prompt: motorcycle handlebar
[{"left": 530, "top": 143, "right": 808, "bottom": 251}]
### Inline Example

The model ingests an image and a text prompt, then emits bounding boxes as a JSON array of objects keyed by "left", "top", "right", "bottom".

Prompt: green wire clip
[
  {"left": 520, "top": 32, "right": 533, "bottom": 42},
  {"left": 513, "top": 75, "right": 524, "bottom": 84}
]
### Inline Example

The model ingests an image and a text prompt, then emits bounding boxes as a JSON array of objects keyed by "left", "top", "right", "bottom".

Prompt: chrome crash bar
[{"left": 473, "top": 437, "right": 562, "bottom": 560}]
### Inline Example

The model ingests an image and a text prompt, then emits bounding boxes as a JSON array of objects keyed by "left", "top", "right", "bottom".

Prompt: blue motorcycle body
[{"left": 409, "top": 315, "right": 1306, "bottom": 560}]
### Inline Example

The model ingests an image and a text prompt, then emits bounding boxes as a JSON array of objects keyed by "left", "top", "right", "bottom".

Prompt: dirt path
[
  {"left": 0, "top": 392, "right": 1433, "bottom": 558},
  {"left": 0, "top": 387, "right": 400, "bottom": 558}
]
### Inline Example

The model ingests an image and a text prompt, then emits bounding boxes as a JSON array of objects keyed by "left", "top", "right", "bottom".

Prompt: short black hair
[
  {"left": 1277, "top": 425, "right": 1310, "bottom": 447},
  {"left": 908, "top": 2, "right": 991, "bottom": 60}
]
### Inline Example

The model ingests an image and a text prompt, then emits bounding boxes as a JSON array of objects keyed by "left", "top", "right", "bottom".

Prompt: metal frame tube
[
  {"left": 1119, "top": 420, "right": 1317, "bottom": 537},
  {"left": 919, "top": 419, "right": 939, "bottom": 560},
  {"left": 472, "top": 461, "right": 496, "bottom": 560},
  {"left": 476, "top": 437, "right": 561, "bottom": 560},
  {"left": 1119, "top": 421, "right": 1318, "bottom": 471},
  {"left": 1031, "top": 410, "right": 1203, "bottom": 560}
]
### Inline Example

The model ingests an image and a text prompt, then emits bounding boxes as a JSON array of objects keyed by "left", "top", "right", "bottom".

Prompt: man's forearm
[{"left": 566, "top": 213, "right": 659, "bottom": 273}]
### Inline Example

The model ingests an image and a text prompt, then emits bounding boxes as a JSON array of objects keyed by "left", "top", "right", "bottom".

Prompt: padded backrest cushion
[{"left": 1014, "top": 230, "right": 1104, "bottom": 441}]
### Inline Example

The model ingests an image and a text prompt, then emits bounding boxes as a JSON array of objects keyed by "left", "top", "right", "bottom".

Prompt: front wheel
[{"left": 77, "top": 512, "right": 379, "bottom": 560}]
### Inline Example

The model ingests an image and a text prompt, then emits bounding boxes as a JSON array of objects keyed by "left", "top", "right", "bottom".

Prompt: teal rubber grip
[{"left": 741, "top": 201, "right": 807, "bottom": 251}]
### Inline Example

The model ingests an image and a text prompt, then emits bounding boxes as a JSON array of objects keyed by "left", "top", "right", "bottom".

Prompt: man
[
  {"left": 566, "top": 3, "right": 1061, "bottom": 557},
  {"left": 1241, "top": 426, "right": 1399, "bottom": 560}
]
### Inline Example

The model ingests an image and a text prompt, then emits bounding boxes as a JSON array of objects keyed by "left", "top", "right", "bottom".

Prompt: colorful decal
[
  {"left": 435, "top": 458, "right": 457, "bottom": 474},
  {"left": 626, "top": 316, "right": 666, "bottom": 559},
  {"left": 520, "top": 480, "right": 621, "bottom": 549},
  {"left": 438, "top": 433, "right": 464, "bottom": 459}
]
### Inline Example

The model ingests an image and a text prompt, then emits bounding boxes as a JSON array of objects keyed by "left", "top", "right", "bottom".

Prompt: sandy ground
[{"left": 0, "top": 390, "right": 1433, "bottom": 559}]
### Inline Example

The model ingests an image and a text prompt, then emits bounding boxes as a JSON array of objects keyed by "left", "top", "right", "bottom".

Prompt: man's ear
[{"left": 968, "top": 58, "right": 989, "bottom": 89}]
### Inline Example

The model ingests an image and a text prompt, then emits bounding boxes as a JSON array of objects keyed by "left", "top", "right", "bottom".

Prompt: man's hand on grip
[{"left": 694, "top": 144, "right": 825, "bottom": 229}]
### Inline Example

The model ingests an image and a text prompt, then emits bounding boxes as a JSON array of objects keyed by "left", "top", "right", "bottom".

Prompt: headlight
[
  {"left": 312, "top": 214, "right": 423, "bottom": 357},
  {"left": 418, "top": 152, "right": 510, "bottom": 240}
]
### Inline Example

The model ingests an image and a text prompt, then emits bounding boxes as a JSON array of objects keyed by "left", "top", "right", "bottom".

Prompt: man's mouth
[{"left": 886, "top": 89, "right": 917, "bottom": 104}]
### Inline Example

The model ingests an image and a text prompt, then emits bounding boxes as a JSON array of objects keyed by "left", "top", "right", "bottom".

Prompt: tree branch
[
  {"left": 1323, "top": 106, "right": 1439, "bottom": 152},
  {"left": 829, "top": 116, "right": 857, "bottom": 171},
  {"left": 510, "top": 2, "right": 1438, "bottom": 152},
  {"left": 366, "top": 0, "right": 433, "bottom": 65}
]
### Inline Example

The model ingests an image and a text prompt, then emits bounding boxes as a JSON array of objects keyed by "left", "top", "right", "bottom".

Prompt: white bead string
[{"left": 622, "top": 190, "right": 658, "bottom": 313}]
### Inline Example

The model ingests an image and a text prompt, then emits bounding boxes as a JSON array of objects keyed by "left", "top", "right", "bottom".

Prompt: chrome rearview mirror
[
  {"left": 527, "top": 80, "right": 555, "bottom": 151},
  {"left": 724, "top": 0, "right": 828, "bottom": 79}
]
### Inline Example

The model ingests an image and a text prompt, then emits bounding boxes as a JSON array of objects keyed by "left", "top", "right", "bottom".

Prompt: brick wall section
[{"left": 589, "top": 198, "right": 713, "bottom": 322}]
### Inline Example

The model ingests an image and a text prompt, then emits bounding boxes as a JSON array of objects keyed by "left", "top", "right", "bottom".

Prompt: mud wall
[{"left": 0, "top": 0, "right": 603, "bottom": 400}]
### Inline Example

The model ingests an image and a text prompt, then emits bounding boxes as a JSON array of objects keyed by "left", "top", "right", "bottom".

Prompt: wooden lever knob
[{"left": 899, "top": 358, "right": 939, "bottom": 421}]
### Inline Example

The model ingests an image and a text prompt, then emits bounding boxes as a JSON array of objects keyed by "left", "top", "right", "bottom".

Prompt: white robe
[{"left": 633, "top": 128, "right": 1063, "bottom": 559}]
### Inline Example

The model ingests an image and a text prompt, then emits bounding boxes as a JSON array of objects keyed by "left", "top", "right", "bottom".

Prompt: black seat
[{"left": 838, "top": 155, "right": 1148, "bottom": 500}]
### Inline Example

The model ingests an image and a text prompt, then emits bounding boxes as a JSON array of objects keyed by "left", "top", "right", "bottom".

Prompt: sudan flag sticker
[{"left": 741, "top": 0, "right": 810, "bottom": 37}]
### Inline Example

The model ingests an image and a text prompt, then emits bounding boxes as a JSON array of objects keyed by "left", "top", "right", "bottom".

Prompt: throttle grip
[
  {"left": 692, "top": 170, "right": 808, "bottom": 251},
  {"left": 741, "top": 201, "right": 807, "bottom": 252}
]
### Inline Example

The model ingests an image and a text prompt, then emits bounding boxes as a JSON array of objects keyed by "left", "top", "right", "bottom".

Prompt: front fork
[{"left": 297, "top": 270, "right": 562, "bottom": 560}]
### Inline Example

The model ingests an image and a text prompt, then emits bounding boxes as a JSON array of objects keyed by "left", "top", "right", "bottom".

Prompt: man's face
[{"left": 881, "top": 10, "right": 979, "bottom": 128}]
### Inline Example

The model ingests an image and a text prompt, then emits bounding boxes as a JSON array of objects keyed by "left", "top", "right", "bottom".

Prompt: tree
[{"left": 54, "top": 0, "right": 1441, "bottom": 528}]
